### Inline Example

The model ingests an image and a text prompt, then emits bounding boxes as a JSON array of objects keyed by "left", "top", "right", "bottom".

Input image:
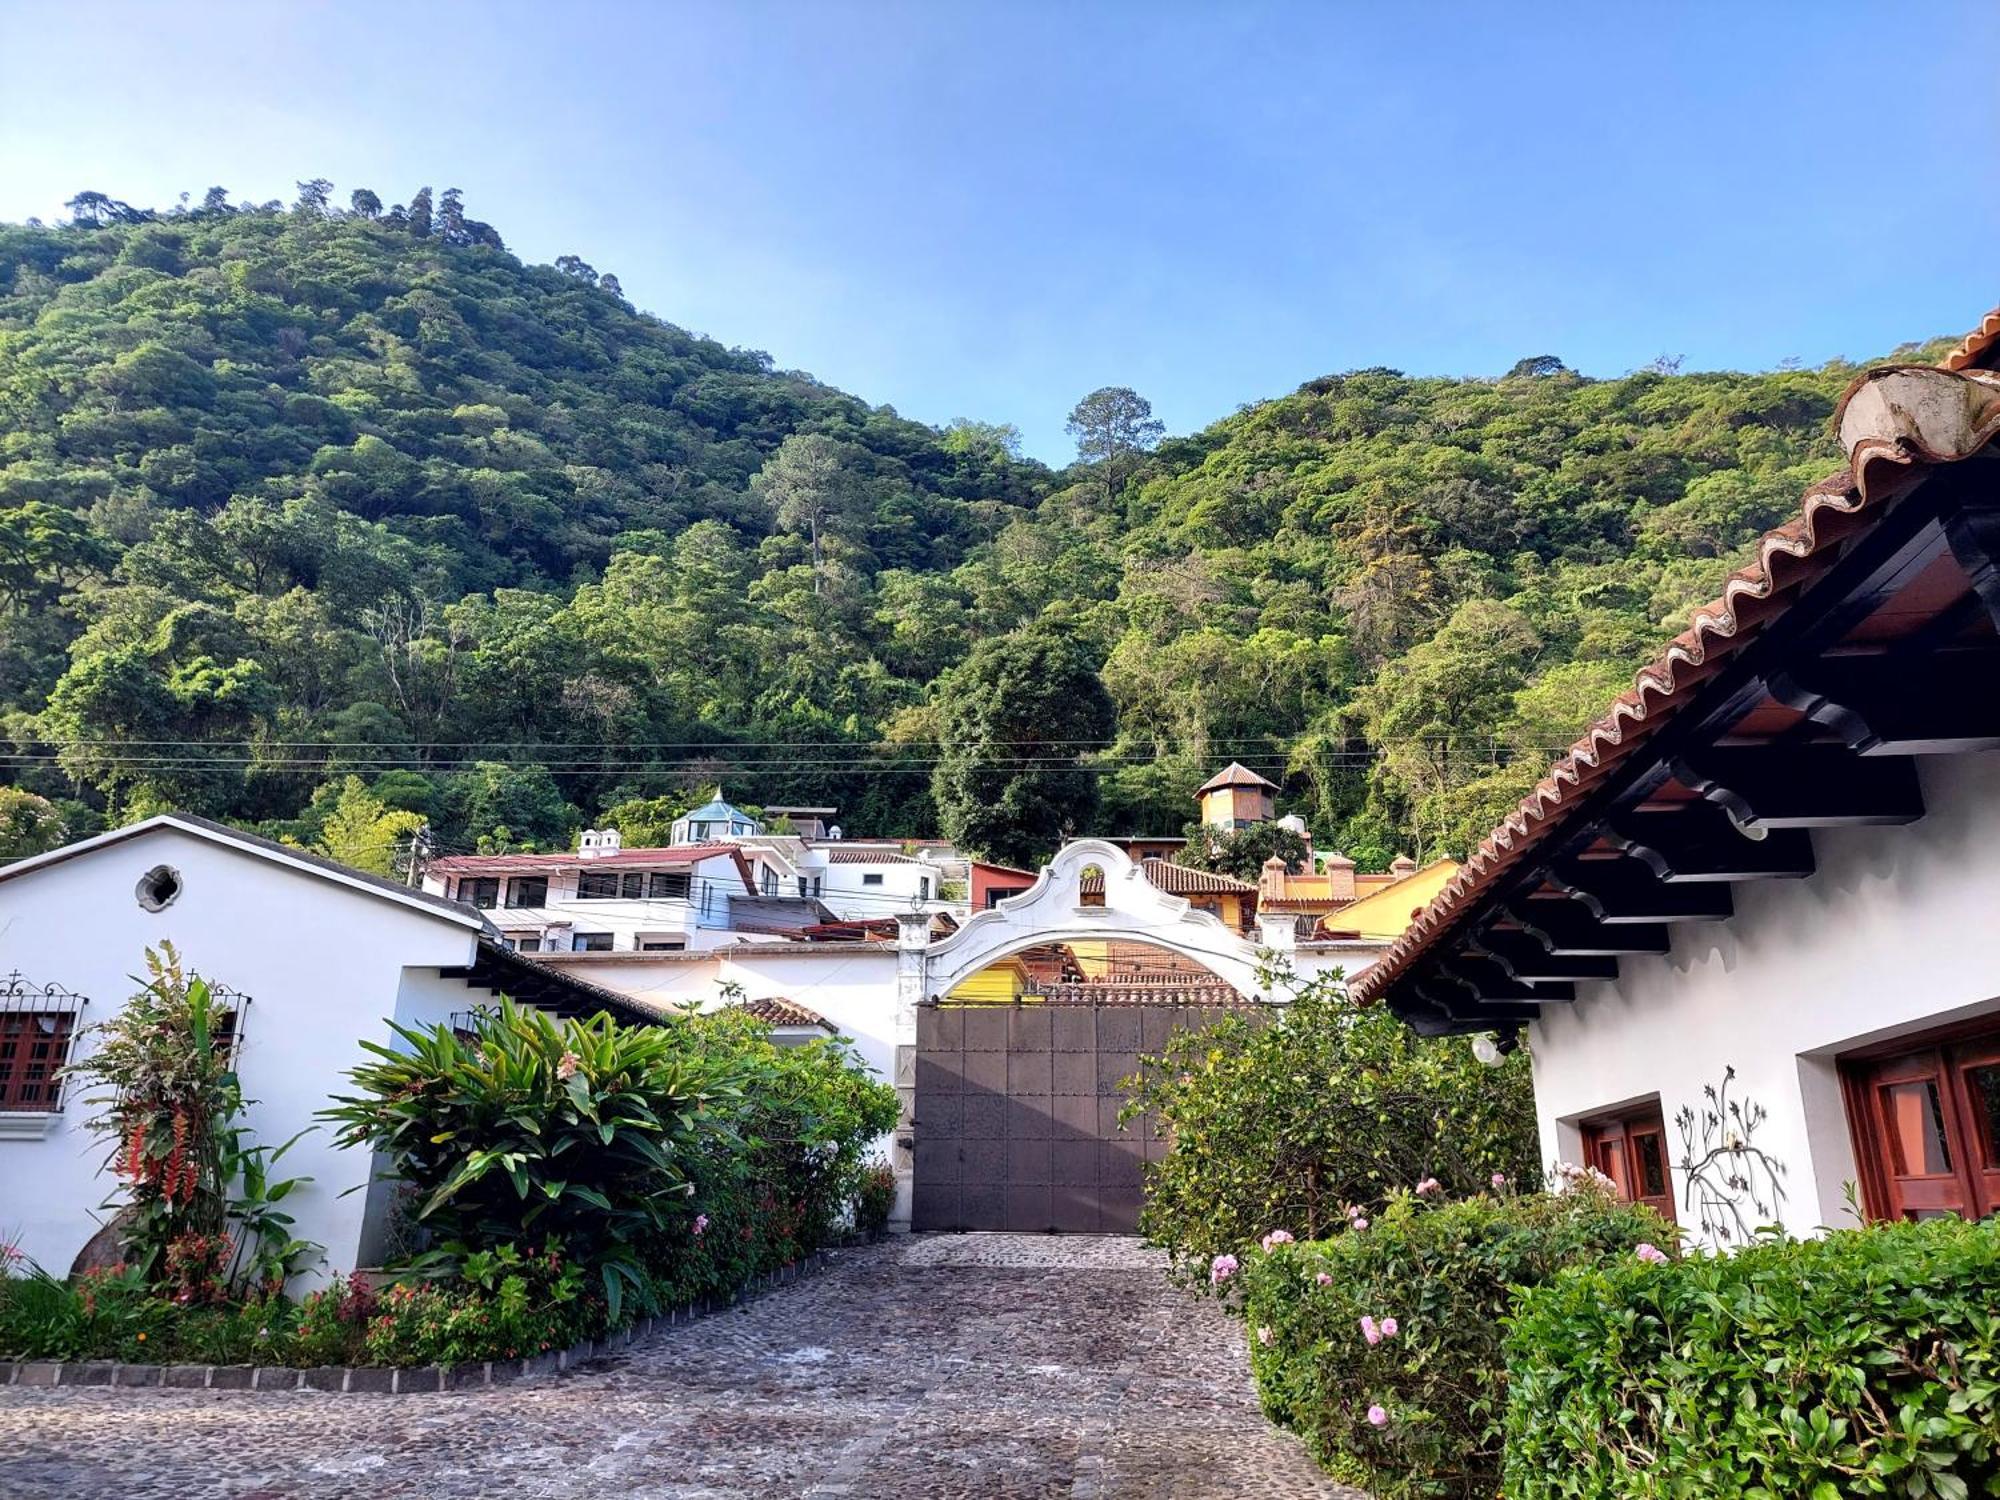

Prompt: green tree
[
  {"left": 1065, "top": 386, "right": 1164, "bottom": 504},
  {"left": 931, "top": 624, "right": 1115, "bottom": 866},
  {"left": 753, "top": 434, "right": 868, "bottom": 593},
  {"left": 0, "top": 787, "right": 68, "bottom": 860},
  {"left": 310, "top": 775, "right": 425, "bottom": 877}
]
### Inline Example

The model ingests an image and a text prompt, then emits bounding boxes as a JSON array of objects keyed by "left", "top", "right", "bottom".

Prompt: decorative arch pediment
[{"left": 920, "top": 840, "right": 1273, "bottom": 1000}]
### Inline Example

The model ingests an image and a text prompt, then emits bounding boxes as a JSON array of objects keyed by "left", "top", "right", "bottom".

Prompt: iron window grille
[{"left": 0, "top": 972, "right": 89, "bottom": 1113}]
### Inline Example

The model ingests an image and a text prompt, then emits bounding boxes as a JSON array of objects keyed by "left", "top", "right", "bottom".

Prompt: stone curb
[{"left": 0, "top": 1249, "right": 835, "bottom": 1397}]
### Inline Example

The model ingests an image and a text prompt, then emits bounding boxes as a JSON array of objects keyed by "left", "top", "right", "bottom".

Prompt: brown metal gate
[{"left": 912, "top": 999, "right": 1246, "bottom": 1234}]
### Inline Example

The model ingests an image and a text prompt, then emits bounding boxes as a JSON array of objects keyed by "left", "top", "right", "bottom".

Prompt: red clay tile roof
[
  {"left": 820, "top": 847, "right": 927, "bottom": 865},
  {"left": 1354, "top": 312, "right": 2000, "bottom": 1007},
  {"left": 729, "top": 995, "right": 836, "bottom": 1031},
  {"left": 430, "top": 842, "right": 747, "bottom": 875},
  {"left": 1080, "top": 859, "right": 1257, "bottom": 896}
]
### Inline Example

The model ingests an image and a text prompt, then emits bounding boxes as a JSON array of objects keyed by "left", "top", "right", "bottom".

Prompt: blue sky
[{"left": 3, "top": 1, "right": 1996, "bottom": 463}]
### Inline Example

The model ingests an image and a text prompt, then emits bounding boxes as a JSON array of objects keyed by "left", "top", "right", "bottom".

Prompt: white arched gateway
[
  {"left": 918, "top": 839, "right": 1281, "bottom": 1001},
  {"left": 889, "top": 841, "right": 1372, "bottom": 1233}
]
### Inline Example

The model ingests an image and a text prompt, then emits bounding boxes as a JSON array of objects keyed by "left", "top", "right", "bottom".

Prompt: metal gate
[{"left": 912, "top": 998, "right": 1248, "bottom": 1233}]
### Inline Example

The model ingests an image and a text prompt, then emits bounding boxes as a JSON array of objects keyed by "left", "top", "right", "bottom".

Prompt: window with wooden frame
[
  {"left": 0, "top": 1011, "right": 77, "bottom": 1111},
  {"left": 1580, "top": 1099, "right": 1676, "bottom": 1221},
  {"left": 1840, "top": 1016, "right": 2000, "bottom": 1223}
]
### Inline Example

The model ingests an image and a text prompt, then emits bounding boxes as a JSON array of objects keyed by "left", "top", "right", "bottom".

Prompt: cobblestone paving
[{"left": 0, "top": 1234, "right": 1361, "bottom": 1499}]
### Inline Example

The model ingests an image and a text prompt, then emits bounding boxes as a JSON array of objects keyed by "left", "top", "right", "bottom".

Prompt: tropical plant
[
  {"left": 62, "top": 944, "right": 317, "bottom": 1292},
  {"left": 1238, "top": 1176, "right": 1670, "bottom": 1499},
  {"left": 322, "top": 998, "right": 738, "bottom": 1318},
  {"left": 1124, "top": 971, "right": 1539, "bottom": 1283}
]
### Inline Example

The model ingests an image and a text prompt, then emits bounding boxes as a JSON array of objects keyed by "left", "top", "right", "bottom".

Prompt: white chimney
[{"left": 578, "top": 828, "right": 623, "bottom": 859}]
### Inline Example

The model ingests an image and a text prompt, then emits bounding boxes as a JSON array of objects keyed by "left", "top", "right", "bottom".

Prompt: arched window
[{"left": 1079, "top": 864, "right": 1106, "bottom": 908}]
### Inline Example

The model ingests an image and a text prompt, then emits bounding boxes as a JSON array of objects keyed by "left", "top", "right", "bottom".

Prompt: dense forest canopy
[{"left": 0, "top": 183, "right": 1956, "bottom": 871}]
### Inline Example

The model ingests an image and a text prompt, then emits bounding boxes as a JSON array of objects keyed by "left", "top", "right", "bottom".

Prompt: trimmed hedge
[
  {"left": 1503, "top": 1216, "right": 2000, "bottom": 1499},
  {"left": 1239, "top": 1186, "right": 1669, "bottom": 1499}
]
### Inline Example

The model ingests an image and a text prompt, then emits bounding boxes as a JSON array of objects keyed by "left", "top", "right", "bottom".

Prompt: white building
[
  {"left": 0, "top": 814, "right": 646, "bottom": 1285},
  {"left": 422, "top": 832, "right": 828, "bottom": 954},
  {"left": 1354, "top": 344, "right": 2000, "bottom": 1247}
]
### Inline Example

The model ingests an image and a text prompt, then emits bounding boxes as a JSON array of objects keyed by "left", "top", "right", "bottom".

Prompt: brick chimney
[
  {"left": 1323, "top": 849, "right": 1357, "bottom": 904},
  {"left": 1389, "top": 852, "right": 1418, "bottom": 879},
  {"left": 1258, "top": 855, "right": 1289, "bottom": 901}
]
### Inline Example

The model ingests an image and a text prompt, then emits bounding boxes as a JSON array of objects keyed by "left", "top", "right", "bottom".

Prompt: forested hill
[{"left": 0, "top": 186, "right": 1955, "bottom": 870}]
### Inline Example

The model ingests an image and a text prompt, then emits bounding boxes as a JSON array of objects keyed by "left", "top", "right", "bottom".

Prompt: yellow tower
[{"left": 1195, "top": 762, "right": 1277, "bottom": 830}]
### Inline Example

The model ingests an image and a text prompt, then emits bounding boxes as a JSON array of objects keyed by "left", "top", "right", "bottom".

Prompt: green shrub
[
  {"left": 1239, "top": 1182, "right": 1669, "bottom": 1499},
  {"left": 1503, "top": 1216, "right": 2000, "bottom": 1499},
  {"left": 324, "top": 997, "right": 896, "bottom": 1323},
  {"left": 1125, "top": 974, "right": 1541, "bottom": 1285}
]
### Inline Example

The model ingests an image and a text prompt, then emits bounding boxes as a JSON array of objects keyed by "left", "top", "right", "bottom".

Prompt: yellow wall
[
  {"left": 1331, "top": 859, "right": 1459, "bottom": 941},
  {"left": 945, "top": 958, "right": 1030, "bottom": 1002}
]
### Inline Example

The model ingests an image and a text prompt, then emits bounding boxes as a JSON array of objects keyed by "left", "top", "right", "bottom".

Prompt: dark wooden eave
[
  {"left": 439, "top": 939, "right": 660, "bottom": 1027},
  {"left": 1379, "top": 455, "right": 2000, "bottom": 1036}
]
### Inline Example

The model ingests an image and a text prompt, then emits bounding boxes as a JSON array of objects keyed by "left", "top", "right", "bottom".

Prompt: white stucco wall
[
  {"left": 0, "top": 826, "right": 484, "bottom": 1285},
  {"left": 1529, "top": 753, "right": 2000, "bottom": 1246},
  {"left": 536, "top": 948, "right": 901, "bottom": 1087}
]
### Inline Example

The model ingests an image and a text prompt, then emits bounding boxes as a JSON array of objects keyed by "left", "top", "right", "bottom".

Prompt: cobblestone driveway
[{"left": 0, "top": 1234, "right": 1359, "bottom": 1499}]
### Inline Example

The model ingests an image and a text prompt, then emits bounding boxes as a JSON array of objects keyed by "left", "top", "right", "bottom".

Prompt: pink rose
[
  {"left": 1379, "top": 1316, "right": 1399, "bottom": 1338},
  {"left": 1367, "top": 1404, "right": 1389, "bottom": 1428},
  {"left": 1210, "top": 1253, "right": 1239, "bottom": 1284},
  {"left": 1360, "top": 1315, "right": 1381, "bottom": 1346}
]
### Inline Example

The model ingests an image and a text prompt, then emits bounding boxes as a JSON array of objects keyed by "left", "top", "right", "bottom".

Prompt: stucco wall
[
  {"left": 1529, "top": 753, "right": 2000, "bottom": 1246},
  {"left": 0, "top": 826, "right": 480, "bottom": 1285}
]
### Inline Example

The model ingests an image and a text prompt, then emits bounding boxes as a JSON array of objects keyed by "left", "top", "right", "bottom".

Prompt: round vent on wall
[{"left": 135, "top": 864, "right": 183, "bottom": 912}]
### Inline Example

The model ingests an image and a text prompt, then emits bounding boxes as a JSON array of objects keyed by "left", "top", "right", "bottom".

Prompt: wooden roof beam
[
  {"left": 1598, "top": 803, "right": 1815, "bottom": 883},
  {"left": 1673, "top": 744, "right": 1923, "bottom": 829}
]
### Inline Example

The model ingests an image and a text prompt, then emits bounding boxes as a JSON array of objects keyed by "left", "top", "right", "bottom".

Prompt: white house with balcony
[{"left": 421, "top": 831, "right": 823, "bottom": 955}]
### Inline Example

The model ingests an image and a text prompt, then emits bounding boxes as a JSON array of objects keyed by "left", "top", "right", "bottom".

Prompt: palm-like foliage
[{"left": 322, "top": 999, "right": 738, "bottom": 1317}]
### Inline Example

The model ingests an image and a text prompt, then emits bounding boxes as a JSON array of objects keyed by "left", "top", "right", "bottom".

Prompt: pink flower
[
  {"left": 1379, "top": 1316, "right": 1399, "bottom": 1338},
  {"left": 1360, "top": 1315, "right": 1381, "bottom": 1345},
  {"left": 1210, "top": 1254, "right": 1239, "bottom": 1284},
  {"left": 1415, "top": 1177, "right": 1442, "bottom": 1197},
  {"left": 693, "top": 1213, "right": 710, "bottom": 1236},
  {"left": 1260, "top": 1229, "right": 1295, "bottom": 1252},
  {"left": 1315, "top": 1271, "right": 1333, "bottom": 1286},
  {"left": 556, "top": 1050, "right": 581, "bottom": 1081},
  {"left": 1256, "top": 1325, "right": 1273, "bottom": 1346},
  {"left": 1635, "top": 1242, "right": 1668, "bottom": 1265},
  {"left": 1366, "top": 1404, "right": 1389, "bottom": 1428},
  {"left": 1491, "top": 1172, "right": 1509, "bottom": 1190},
  {"left": 1351, "top": 1217, "right": 1369, "bottom": 1232}
]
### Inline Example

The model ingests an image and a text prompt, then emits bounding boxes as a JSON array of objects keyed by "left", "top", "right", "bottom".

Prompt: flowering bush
[
  {"left": 854, "top": 1161, "right": 898, "bottom": 1239},
  {"left": 1123, "top": 973, "right": 1539, "bottom": 1286},
  {"left": 1238, "top": 1181, "right": 1668, "bottom": 1499},
  {"left": 1503, "top": 1216, "right": 2000, "bottom": 1498}
]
